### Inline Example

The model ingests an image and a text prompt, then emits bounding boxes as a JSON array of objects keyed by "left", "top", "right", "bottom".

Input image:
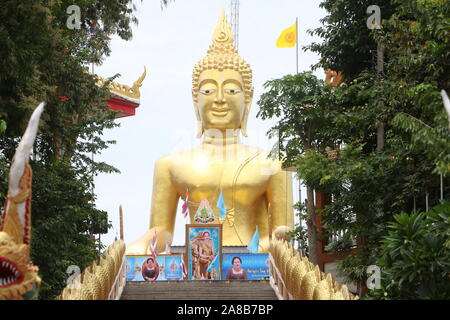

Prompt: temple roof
[
  {"left": 95, "top": 66, "right": 146, "bottom": 104},
  {"left": 95, "top": 67, "right": 146, "bottom": 117}
]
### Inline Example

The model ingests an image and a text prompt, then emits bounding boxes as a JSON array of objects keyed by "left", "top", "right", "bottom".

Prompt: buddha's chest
[{"left": 171, "top": 161, "right": 271, "bottom": 202}]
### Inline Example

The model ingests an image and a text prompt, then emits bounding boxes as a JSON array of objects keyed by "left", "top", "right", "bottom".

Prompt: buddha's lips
[
  {"left": 0, "top": 256, "right": 24, "bottom": 288},
  {"left": 211, "top": 109, "right": 229, "bottom": 117}
]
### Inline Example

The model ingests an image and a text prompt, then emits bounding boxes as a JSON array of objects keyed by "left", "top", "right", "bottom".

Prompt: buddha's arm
[
  {"left": 149, "top": 157, "right": 179, "bottom": 235},
  {"left": 125, "top": 157, "right": 178, "bottom": 255},
  {"left": 266, "top": 169, "right": 294, "bottom": 235}
]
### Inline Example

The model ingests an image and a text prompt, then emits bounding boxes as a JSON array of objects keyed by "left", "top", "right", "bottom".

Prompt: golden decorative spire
[
  {"left": 208, "top": 8, "right": 236, "bottom": 56},
  {"left": 131, "top": 66, "right": 147, "bottom": 96},
  {"left": 96, "top": 66, "right": 147, "bottom": 100}
]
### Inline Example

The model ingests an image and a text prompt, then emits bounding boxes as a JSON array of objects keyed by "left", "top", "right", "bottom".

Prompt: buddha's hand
[{"left": 125, "top": 227, "right": 173, "bottom": 255}]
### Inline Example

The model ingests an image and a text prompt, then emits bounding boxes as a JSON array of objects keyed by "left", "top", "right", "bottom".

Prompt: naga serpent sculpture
[{"left": 0, "top": 103, "right": 45, "bottom": 300}]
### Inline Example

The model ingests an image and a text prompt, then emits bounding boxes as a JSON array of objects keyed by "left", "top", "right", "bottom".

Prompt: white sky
[{"left": 94, "top": 0, "right": 326, "bottom": 248}]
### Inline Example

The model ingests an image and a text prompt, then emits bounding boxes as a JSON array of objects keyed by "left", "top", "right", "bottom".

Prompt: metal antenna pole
[{"left": 230, "top": 0, "right": 240, "bottom": 49}]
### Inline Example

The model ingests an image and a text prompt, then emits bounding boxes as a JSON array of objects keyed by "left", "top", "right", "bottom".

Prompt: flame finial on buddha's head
[{"left": 209, "top": 8, "right": 236, "bottom": 55}]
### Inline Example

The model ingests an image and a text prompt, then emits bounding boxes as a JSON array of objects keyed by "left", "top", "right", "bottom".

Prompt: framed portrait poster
[{"left": 186, "top": 224, "right": 222, "bottom": 280}]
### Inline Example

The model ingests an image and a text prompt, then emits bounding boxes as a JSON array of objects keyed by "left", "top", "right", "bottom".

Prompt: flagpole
[
  {"left": 296, "top": 17, "right": 299, "bottom": 74},
  {"left": 119, "top": 204, "right": 124, "bottom": 241}
]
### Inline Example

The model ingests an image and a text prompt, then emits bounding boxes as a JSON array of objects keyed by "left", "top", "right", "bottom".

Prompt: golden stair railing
[
  {"left": 54, "top": 240, "right": 126, "bottom": 300},
  {"left": 268, "top": 238, "right": 358, "bottom": 300}
]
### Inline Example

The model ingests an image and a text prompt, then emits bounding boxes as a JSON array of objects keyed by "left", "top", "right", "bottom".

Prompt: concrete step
[{"left": 121, "top": 280, "right": 278, "bottom": 300}]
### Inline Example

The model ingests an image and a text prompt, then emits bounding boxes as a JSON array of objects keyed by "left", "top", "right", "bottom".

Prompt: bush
[{"left": 368, "top": 202, "right": 450, "bottom": 299}]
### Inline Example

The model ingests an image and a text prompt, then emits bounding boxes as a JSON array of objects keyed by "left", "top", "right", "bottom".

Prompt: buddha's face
[{"left": 196, "top": 69, "right": 248, "bottom": 132}]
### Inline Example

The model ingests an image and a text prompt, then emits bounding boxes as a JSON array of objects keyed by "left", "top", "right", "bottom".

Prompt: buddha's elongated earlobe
[
  {"left": 193, "top": 99, "right": 204, "bottom": 138},
  {"left": 195, "top": 121, "right": 204, "bottom": 138},
  {"left": 240, "top": 89, "right": 253, "bottom": 137}
]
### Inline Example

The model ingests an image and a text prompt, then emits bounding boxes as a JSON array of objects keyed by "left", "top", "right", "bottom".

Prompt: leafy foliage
[
  {"left": 257, "top": 72, "right": 334, "bottom": 165},
  {"left": 258, "top": 72, "right": 338, "bottom": 263},
  {"left": 30, "top": 160, "right": 110, "bottom": 298},
  {"left": 286, "top": 202, "right": 310, "bottom": 257},
  {"left": 306, "top": 0, "right": 397, "bottom": 79},
  {"left": 368, "top": 202, "right": 450, "bottom": 299}
]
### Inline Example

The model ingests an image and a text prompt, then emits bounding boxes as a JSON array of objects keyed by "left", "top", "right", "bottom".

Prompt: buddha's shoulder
[
  {"left": 154, "top": 150, "right": 198, "bottom": 166},
  {"left": 154, "top": 152, "right": 183, "bottom": 165},
  {"left": 154, "top": 146, "right": 281, "bottom": 165},
  {"left": 245, "top": 145, "right": 283, "bottom": 163}
]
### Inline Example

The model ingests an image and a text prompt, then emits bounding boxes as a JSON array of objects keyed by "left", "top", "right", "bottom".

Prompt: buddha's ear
[
  {"left": 240, "top": 88, "right": 254, "bottom": 137},
  {"left": 192, "top": 94, "right": 204, "bottom": 138},
  {"left": 195, "top": 120, "right": 204, "bottom": 138}
]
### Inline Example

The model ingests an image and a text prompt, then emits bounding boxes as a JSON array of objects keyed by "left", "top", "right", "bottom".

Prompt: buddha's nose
[{"left": 214, "top": 90, "right": 225, "bottom": 103}]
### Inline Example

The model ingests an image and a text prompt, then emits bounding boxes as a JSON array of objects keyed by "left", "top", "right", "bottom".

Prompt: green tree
[
  {"left": 257, "top": 71, "right": 335, "bottom": 264},
  {"left": 30, "top": 160, "right": 110, "bottom": 298},
  {"left": 306, "top": 0, "right": 397, "bottom": 79},
  {"left": 258, "top": 0, "right": 450, "bottom": 297}
]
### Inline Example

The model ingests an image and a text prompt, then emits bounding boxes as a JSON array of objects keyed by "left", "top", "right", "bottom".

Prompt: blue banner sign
[
  {"left": 125, "top": 255, "right": 183, "bottom": 281},
  {"left": 221, "top": 253, "right": 270, "bottom": 280}
]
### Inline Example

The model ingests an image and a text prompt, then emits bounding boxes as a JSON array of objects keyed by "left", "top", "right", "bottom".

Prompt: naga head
[
  {"left": 0, "top": 103, "right": 44, "bottom": 300},
  {"left": 0, "top": 231, "right": 40, "bottom": 300}
]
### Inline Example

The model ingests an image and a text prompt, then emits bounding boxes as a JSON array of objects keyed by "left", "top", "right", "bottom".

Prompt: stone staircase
[{"left": 121, "top": 280, "right": 279, "bottom": 300}]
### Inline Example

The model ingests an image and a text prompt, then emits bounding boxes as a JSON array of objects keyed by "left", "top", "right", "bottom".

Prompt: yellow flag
[{"left": 276, "top": 23, "right": 297, "bottom": 48}]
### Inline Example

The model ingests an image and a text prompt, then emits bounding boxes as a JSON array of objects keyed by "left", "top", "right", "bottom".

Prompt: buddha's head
[{"left": 192, "top": 9, "right": 254, "bottom": 138}]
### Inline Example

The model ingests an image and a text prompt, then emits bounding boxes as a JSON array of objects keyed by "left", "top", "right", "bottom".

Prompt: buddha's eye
[
  {"left": 200, "top": 89, "right": 215, "bottom": 95},
  {"left": 225, "top": 89, "right": 241, "bottom": 94}
]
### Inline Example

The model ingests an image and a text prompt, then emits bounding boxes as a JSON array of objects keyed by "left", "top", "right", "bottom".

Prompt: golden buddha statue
[{"left": 126, "top": 9, "right": 293, "bottom": 255}]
